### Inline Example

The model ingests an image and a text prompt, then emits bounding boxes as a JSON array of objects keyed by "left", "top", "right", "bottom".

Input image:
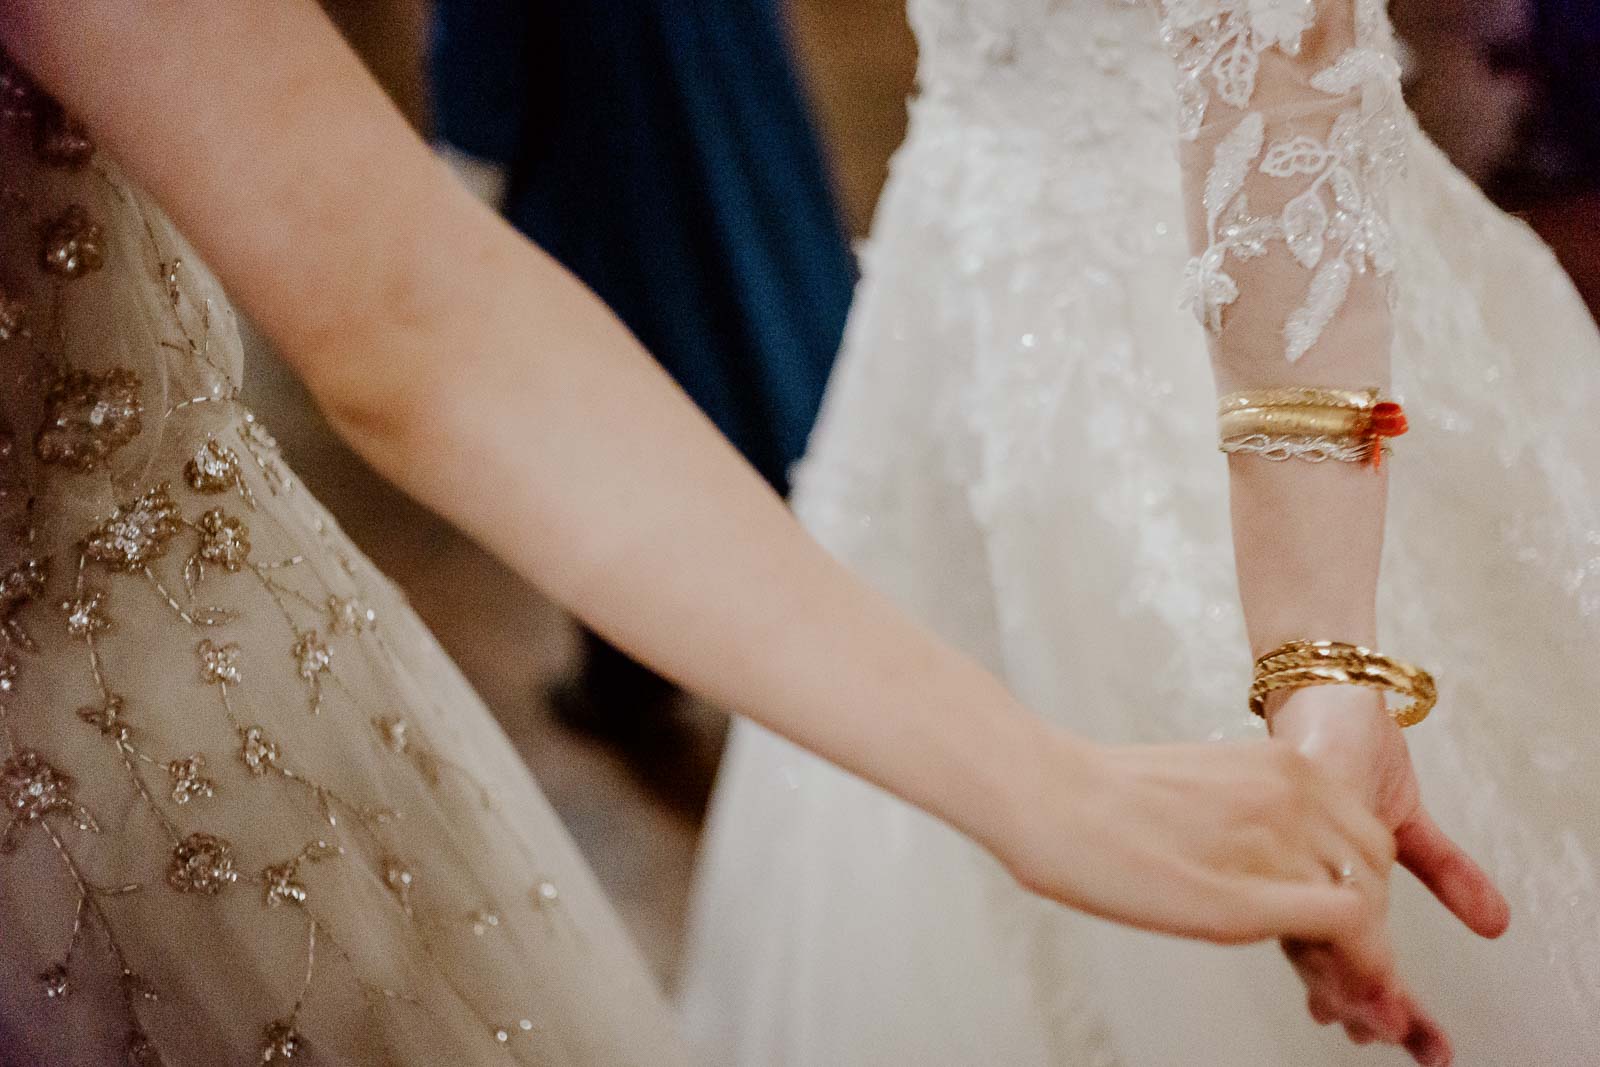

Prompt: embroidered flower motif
[
  {"left": 261, "top": 1019, "right": 303, "bottom": 1061},
  {"left": 60, "top": 587, "right": 111, "bottom": 640},
  {"left": 184, "top": 439, "right": 243, "bottom": 494},
  {"left": 77, "top": 694, "right": 132, "bottom": 744},
  {"left": 262, "top": 860, "right": 308, "bottom": 908},
  {"left": 292, "top": 630, "right": 331, "bottom": 682},
  {"left": 165, "top": 755, "right": 215, "bottom": 806},
  {"left": 38, "top": 962, "right": 70, "bottom": 998},
  {"left": 196, "top": 639, "right": 242, "bottom": 687},
  {"left": 0, "top": 557, "right": 47, "bottom": 616},
  {"left": 239, "top": 727, "right": 280, "bottom": 776},
  {"left": 0, "top": 286, "right": 27, "bottom": 342},
  {"left": 39, "top": 204, "right": 105, "bottom": 279},
  {"left": 1, "top": 751, "right": 97, "bottom": 850},
  {"left": 83, "top": 484, "right": 181, "bottom": 571},
  {"left": 261, "top": 841, "right": 338, "bottom": 908},
  {"left": 35, "top": 368, "right": 144, "bottom": 473},
  {"left": 195, "top": 508, "right": 250, "bottom": 571},
  {"left": 327, "top": 595, "right": 376, "bottom": 635},
  {"left": 166, "top": 832, "right": 238, "bottom": 894}
]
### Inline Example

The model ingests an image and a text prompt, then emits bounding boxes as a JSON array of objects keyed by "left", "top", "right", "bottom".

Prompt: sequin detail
[
  {"left": 39, "top": 204, "right": 105, "bottom": 279},
  {"left": 165, "top": 755, "right": 215, "bottom": 805},
  {"left": 0, "top": 286, "right": 26, "bottom": 341},
  {"left": 260, "top": 1020, "right": 302, "bottom": 1061},
  {"left": 35, "top": 368, "right": 144, "bottom": 473},
  {"left": 239, "top": 727, "right": 281, "bottom": 776},
  {"left": 167, "top": 832, "right": 238, "bottom": 894},
  {"left": 60, "top": 588, "right": 111, "bottom": 640},
  {"left": 184, "top": 439, "right": 244, "bottom": 494},
  {"left": 195, "top": 508, "right": 250, "bottom": 571},
  {"left": 83, "top": 485, "right": 182, "bottom": 571},
  {"left": 1, "top": 751, "right": 97, "bottom": 848},
  {"left": 38, "top": 962, "right": 70, "bottom": 998},
  {"left": 198, "top": 639, "right": 243, "bottom": 686},
  {"left": 291, "top": 631, "right": 330, "bottom": 681}
]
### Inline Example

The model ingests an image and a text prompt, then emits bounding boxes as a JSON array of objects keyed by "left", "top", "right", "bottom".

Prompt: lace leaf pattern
[{"left": 1162, "top": 0, "right": 1404, "bottom": 361}]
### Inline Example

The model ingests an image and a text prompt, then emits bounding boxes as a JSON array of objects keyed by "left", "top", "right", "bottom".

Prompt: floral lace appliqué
[{"left": 1163, "top": 0, "right": 1403, "bottom": 361}]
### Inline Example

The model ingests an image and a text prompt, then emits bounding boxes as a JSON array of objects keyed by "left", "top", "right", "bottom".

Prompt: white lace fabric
[
  {"left": 684, "top": 2, "right": 1600, "bottom": 1064},
  {"left": 1164, "top": 0, "right": 1403, "bottom": 378}
]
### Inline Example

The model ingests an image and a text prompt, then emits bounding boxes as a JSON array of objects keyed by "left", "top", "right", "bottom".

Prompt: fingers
[
  {"left": 1243, "top": 882, "right": 1366, "bottom": 945},
  {"left": 1287, "top": 934, "right": 1452, "bottom": 1064},
  {"left": 1404, "top": 1017, "right": 1454, "bottom": 1067},
  {"left": 1395, "top": 807, "right": 1511, "bottom": 939}
]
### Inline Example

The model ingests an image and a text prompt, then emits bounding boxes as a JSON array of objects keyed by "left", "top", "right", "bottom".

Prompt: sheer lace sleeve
[{"left": 1159, "top": 0, "right": 1406, "bottom": 387}]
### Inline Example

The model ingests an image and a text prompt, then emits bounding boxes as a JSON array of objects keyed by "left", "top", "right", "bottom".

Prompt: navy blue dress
[{"left": 428, "top": 0, "right": 853, "bottom": 494}]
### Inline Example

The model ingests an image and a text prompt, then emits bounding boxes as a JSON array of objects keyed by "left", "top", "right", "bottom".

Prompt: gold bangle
[
  {"left": 1250, "top": 640, "right": 1437, "bottom": 727},
  {"left": 1218, "top": 406, "right": 1373, "bottom": 440},
  {"left": 1217, "top": 387, "right": 1380, "bottom": 416}
]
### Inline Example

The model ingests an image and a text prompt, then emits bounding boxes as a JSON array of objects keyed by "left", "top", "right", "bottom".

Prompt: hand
[
  {"left": 1268, "top": 686, "right": 1511, "bottom": 1066},
  {"left": 993, "top": 733, "right": 1395, "bottom": 951}
]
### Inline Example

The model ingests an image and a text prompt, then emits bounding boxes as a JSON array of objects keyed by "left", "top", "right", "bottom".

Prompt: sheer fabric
[
  {"left": 683, "top": 2, "right": 1600, "bottom": 1063},
  {"left": 0, "top": 64, "right": 688, "bottom": 1066}
]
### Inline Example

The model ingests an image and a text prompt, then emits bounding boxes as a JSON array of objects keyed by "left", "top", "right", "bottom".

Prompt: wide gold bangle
[
  {"left": 1218, "top": 387, "right": 1379, "bottom": 415},
  {"left": 1218, "top": 406, "right": 1373, "bottom": 440},
  {"left": 1250, "top": 640, "right": 1437, "bottom": 728}
]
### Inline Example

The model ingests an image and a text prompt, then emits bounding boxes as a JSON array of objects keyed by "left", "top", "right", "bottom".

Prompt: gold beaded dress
[{"left": 0, "top": 62, "right": 690, "bottom": 1067}]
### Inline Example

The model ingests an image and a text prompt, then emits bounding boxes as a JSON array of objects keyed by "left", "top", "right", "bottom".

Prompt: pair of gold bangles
[
  {"left": 1217, "top": 387, "right": 1409, "bottom": 468},
  {"left": 1222, "top": 387, "right": 1434, "bottom": 725},
  {"left": 1250, "top": 641, "right": 1436, "bottom": 728}
]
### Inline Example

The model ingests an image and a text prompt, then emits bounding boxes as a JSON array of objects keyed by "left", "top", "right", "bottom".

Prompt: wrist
[{"left": 971, "top": 712, "right": 1102, "bottom": 871}]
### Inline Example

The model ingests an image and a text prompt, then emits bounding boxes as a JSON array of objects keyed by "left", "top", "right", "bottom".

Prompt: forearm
[
  {"left": 337, "top": 201, "right": 1050, "bottom": 851},
  {"left": 1167, "top": 3, "right": 1394, "bottom": 660},
  {"left": 0, "top": 0, "right": 1057, "bottom": 854}
]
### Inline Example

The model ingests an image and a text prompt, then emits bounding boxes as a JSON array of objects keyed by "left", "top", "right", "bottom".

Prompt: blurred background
[{"left": 252, "top": 0, "right": 1598, "bottom": 991}]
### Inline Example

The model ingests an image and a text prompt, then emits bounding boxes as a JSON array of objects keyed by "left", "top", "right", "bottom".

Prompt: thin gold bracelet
[{"left": 1250, "top": 640, "right": 1437, "bottom": 727}]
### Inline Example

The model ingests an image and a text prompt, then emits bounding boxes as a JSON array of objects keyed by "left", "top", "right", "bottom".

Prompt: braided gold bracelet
[{"left": 1250, "top": 640, "right": 1437, "bottom": 728}]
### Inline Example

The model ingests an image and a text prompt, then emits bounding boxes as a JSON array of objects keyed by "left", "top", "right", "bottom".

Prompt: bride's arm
[
  {"left": 1159, "top": 1, "right": 1508, "bottom": 1060},
  {"left": 0, "top": 0, "right": 1397, "bottom": 954}
]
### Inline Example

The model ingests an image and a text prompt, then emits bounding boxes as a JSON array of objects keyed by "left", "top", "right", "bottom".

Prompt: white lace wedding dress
[{"left": 682, "top": 2, "right": 1600, "bottom": 1064}]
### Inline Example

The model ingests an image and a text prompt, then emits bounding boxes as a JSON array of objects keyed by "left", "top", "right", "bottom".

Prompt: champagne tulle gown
[
  {"left": 684, "top": 2, "right": 1600, "bottom": 1065},
  {"left": 0, "top": 60, "right": 689, "bottom": 1066}
]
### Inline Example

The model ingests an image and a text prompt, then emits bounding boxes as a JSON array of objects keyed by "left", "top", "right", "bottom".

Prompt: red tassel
[
  {"left": 1370, "top": 401, "right": 1408, "bottom": 438},
  {"left": 1366, "top": 401, "right": 1407, "bottom": 470}
]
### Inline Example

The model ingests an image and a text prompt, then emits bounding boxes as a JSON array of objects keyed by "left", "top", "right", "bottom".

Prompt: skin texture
[{"left": 0, "top": 0, "right": 1468, "bottom": 1057}]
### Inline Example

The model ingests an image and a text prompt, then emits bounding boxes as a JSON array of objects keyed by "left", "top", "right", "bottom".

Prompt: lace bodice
[{"left": 906, "top": 0, "right": 1403, "bottom": 382}]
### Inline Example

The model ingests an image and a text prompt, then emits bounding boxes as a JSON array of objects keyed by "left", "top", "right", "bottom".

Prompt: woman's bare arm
[{"left": 0, "top": 0, "right": 1397, "bottom": 957}]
